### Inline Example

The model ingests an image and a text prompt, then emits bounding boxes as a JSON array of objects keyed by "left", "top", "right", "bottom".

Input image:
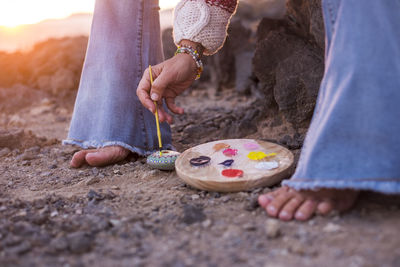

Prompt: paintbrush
[{"left": 149, "top": 65, "right": 162, "bottom": 156}]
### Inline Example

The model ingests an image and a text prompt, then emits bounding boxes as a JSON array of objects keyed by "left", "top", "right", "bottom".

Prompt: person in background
[
  {"left": 64, "top": 0, "right": 173, "bottom": 167},
  {"left": 137, "top": 0, "right": 400, "bottom": 221}
]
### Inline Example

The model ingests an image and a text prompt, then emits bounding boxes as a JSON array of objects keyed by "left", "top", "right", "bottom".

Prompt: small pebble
[
  {"left": 85, "top": 177, "right": 100, "bottom": 186},
  {"left": 113, "top": 169, "right": 123, "bottom": 175},
  {"left": 202, "top": 219, "right": 212, "bottom": 228},
  {"left": 111, "top": 185, "right": 120, "bottom": 190},
  {"left": 50, "top": 211, "right": 59, "bottom": 217},
  {"left": 109, "top": 219, "right": 122, "bottom": 227},
  {"left": 289, "top": 242, "right": 306, "bottom": 255},
  {"left": 191, "top": 194, "right": 200, "bottom": 200},
  {"left": 243, "top": 223, "right": 257, "bottom": 231},
  {"left": 323, "top": 223, "right": 342, "bottom": 233},
  {"left": 221, "top": 196, "right": 231, "bottom": 203},
  {"left": 0, "top": 147, "right": 11, "bottom": 157},
  {"left": 264, "top": 219, "right": 280, "bottom": 238}
]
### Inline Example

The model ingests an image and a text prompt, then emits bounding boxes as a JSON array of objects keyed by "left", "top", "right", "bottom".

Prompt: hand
[
  {"left": 136, "top": 53, "right": 197, "bottom": 124},
  {"left": 137, "top": 39, "right": 204, "bottom": 124}
]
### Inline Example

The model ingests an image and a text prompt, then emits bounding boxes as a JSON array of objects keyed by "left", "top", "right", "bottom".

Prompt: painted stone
[
  {"left": 223, "top": 148, "right": 238, "bottom": 157},
  {"left": 213, "top": 143, "right": 230, "bottom": 151},
  {"left": 221, "top": 169, "right": 244, "bottom": 178},
  {"left": 147, "top": 150, "right": 180, "bottom": 171},
  {"left": 255, "top": 161, "right": 279, "bottom": 170}
]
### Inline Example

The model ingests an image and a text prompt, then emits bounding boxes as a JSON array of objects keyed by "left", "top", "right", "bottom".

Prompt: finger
[
  {"left": 165, "top": 97, "right": 184, "bottom": 115},
  {"left": 137, "top": 68, "right": 156, "bottom": 112},
  {"left": 150, "top": 71, "right": 174, "bottom": 102},
  {"left": 158, "top": 105, "right": 173, "bottom": 124}
]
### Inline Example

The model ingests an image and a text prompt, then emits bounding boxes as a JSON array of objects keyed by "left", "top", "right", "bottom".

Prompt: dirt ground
[{"left": 0, "top": 87, "right": 399, "bottom": 267}]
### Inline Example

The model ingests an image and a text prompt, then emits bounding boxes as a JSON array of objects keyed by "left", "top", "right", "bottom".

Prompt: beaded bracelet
[{"left": 175, "top": 45, "right": 204, "bottom": 80}]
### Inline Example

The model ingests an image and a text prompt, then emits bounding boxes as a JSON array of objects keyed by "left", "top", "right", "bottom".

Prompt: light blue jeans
[
  {"left": 284, "top": 0, "right": 400, "bottom": 194},
  {"left": 63, "top": 0, "right": 172, "bottom": 156}
]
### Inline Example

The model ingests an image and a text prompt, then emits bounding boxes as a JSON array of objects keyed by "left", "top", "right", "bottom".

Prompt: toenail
[
  {"left": 295, "top": 211, "right": 304, "bottom": 219},
  {"left": 267, "top": 205, "right": 276, "bottom": 213},
  {"left": 280, "top": 211, "right": 289, "bottom": 217}
]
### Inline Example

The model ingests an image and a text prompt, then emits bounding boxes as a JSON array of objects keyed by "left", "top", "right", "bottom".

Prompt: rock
[
  {"left": 289, "top": 241, "right": 306, "bottom": 256},
  {"left": 252, "top": 0, "right": 325, "bottom": 129},
  {"left": 221, "top": 195, "right": 231, "bottom": 203},
  {"left": 180, "top": 204, "right": 206, "bottom": 225},
  {"left": 244, "top": 196, "right": 259, "bottom": 211},
  {"left": 75, "top": 209, "right": 83, "bottom": 215},
  {"left": 111, "top": 185, "right": 120, "bottom": 190},
  {"left": 49, "top": 236, "right": 69, "bottom": 252},
  {"left": 66, "top": 231, "right": 94, "bottom": 254},
  {"left": 243, "top": 223, "right": 257, "bottom": 231},
  {"left": 191, "top": 194, "right": 200, "bottom": 201},
  {"left": 109, "top": 219, "right": 122, "bottom": 228},
  {"left": 202, "top": 219, "right": 212, "bottom": 228},
  {"left": 91, "top": 168, "right": 99, "bottom": 176},
  {"left": 323, "top": 223, "right": 342, "bottom": 233},
  {"left": 264, "top": 219, "right": 281, "bottom": 238},
  {"left": 87, "top": 190, "right": 105, "bottom": 201},
  {"left": 85, "top": 177, "right": 100, "bottom": 186},
  {"left": 50, "top": 210, "right": 58, "bottom": 217},
  {"left": 0, "top": 147, "right": 10, "bottom": 157},
  {"left": 0, "top": 129, "right": 24, "bottom": 149},
  {"left": 30, "top": 212, "right": 49, "bottom": 225},
  {"left": 113, "top": 169, "right": 122, "bottom": 175},
  {"left": 7, "top": 241, "right": 32, "bottom": 255},
  {"left": 146, "top": 150, "right": 180, "bottom": 171}
]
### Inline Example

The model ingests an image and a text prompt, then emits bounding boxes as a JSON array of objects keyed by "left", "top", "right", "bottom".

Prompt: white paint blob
[{"left": 255, "top": 161, "right": 279, "bottom": 170}]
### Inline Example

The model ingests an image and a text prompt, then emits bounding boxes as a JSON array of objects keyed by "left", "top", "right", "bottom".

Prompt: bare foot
[
  {"left": 70, "top": 146, "right": 130, "bottom": 168},
  {"left": 258, "top": 186, "right": 359, "bottom": 221}
]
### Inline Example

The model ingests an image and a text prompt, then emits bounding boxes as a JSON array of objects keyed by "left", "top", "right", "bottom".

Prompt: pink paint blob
[
  {"left": 243, "top": 142, "right": 260, "bottom": 150},
  {"left": 223, "top": 148, "right": 238, "bottom": 157}
]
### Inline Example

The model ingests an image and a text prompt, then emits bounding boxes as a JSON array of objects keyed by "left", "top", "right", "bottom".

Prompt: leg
[
  {"left": 259, "top": 0, "right": 400, "bottom": 220},
  {"left": 63, "top": 0, "right": 173, "bottom": 167}
]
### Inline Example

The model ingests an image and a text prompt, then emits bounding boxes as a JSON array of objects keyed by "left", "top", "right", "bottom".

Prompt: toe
[
  {"left": 258, "top": 194, "right": 274, "bottom": 208},
  {"left": 317, "top": 201, "right": 334, "bottom": 215},
  {"left": 295, "top": 199, "right": 318, "bottom": 221},
  {"left": 279, "top": 195, "right": 305, "bottom": 221},
  {"left": 85, "top": 146, "right": 129, "bottom": 167},
  {"left": 265, "top": 190, "right": 293, "bottom": 217},
  {"left": 70, "top": 150, "right": 93, "bottom": 168}
]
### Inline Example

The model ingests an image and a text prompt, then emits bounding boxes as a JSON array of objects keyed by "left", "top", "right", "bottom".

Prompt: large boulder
[{"left": 253, "top": 0, "right": 324, "bottom": 128}]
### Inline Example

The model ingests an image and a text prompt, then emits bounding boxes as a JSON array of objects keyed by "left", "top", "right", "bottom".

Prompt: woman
[
  {"left": 64, "top": 0, "right": 173, "bottom": 167},
  {"left": 137, "top": 0, "right": 400, "bottom": 221}
]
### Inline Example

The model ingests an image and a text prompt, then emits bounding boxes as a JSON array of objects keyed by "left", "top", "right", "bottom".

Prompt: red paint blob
[
  {"left": 221, "top": 169, "right": 244, "bottom": 178},
  {"left": 223, "top": 148, "right": 238, "bottom": 157}
]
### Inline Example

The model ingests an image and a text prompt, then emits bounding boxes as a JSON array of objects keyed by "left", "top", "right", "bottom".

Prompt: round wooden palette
[{"left": 175, "top": 139, "right": 294, "bottom": 192}]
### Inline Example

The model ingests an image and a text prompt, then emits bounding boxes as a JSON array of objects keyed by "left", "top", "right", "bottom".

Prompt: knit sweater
[{"left": 173, "top": 0, "right": 239, "bottom": 55}]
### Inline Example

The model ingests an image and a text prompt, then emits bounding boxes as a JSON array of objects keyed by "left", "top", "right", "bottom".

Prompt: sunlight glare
[{"left": 0, "top": 0, "right": 180, "bottom": 28}]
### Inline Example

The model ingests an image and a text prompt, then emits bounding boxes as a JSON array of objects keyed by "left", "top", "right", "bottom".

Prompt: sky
[{"left": 0, "top": 0, "right": 179, "bottom": 27}]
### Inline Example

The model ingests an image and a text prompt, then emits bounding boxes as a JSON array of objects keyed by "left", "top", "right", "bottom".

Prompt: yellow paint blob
[{"left": 247, "top": 151, "right": 277, "bottom": 161}]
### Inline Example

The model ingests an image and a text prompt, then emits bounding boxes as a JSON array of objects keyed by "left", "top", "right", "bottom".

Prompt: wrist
[
  {"left": 178, "top": 39, "right": 204, "bottom": 59},
  {"left": 175, "top": 43, "right": 204, "bottom": 80}
]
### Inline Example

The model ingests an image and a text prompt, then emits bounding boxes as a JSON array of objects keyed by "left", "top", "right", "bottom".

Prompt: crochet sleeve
[{"left": 173, "top": 0, "right": 239, "bottom": 56}]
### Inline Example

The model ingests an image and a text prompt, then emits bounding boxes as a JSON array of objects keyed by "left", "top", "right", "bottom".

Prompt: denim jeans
[
  {"left": 63, "top": 0, "right": 172, "bottom": 155},
  {"left": 284, "top": 0, "right": 400, "bottom": 194}
]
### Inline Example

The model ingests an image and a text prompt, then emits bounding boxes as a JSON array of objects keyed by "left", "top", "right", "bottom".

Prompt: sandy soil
[{"left": 0, "top": 87, "right": 399, "bottom": 267}]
